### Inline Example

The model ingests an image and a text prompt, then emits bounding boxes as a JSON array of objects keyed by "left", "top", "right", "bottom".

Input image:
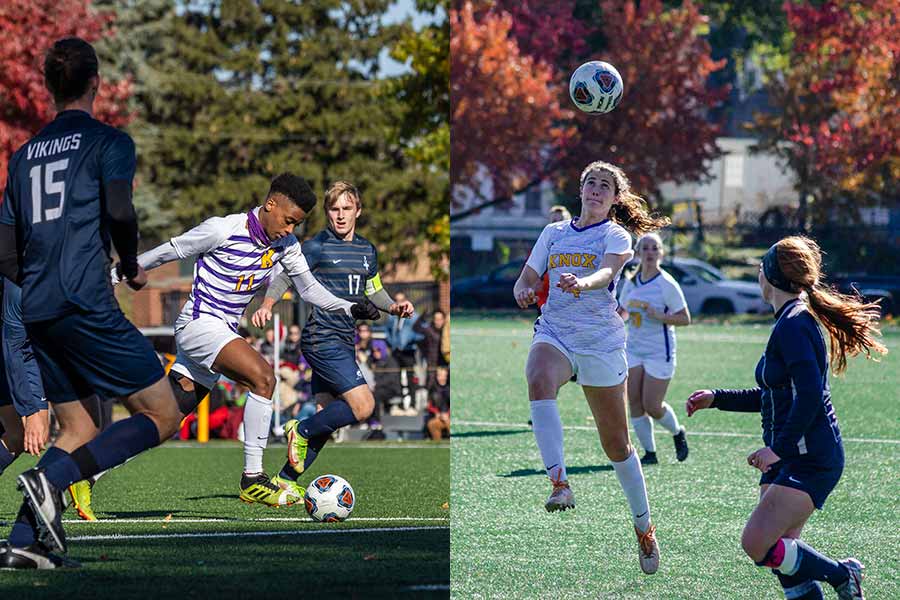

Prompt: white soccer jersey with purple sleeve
[{"left": 171, "top": 207, "right": 309, "bottom": 329}]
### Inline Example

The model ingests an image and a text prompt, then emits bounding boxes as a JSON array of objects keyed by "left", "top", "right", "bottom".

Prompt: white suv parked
[{"left": 623, "top": 257, "right": 769, "bottom": 315}]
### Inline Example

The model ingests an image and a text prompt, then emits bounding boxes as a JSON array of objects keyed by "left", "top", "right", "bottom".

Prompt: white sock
[
  {"left": 530, "top": 399, "right": 567, "bottom": 482},
  {"left": 242, "top": 391, "right": 273, "bottom": 474},
  {"left": 655, "top": 403, "right": 681, "bottom": 435},
  {"left": 612, "top": 450, "right": 651, "bottom": 531},
  {"left": 631, "top": 415, "right": 656, "bottom": 452}
]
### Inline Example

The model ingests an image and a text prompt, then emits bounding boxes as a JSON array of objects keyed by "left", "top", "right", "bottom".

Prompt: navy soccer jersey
[
  {"left": 300, "top": 228, "right": 379, "bottom": 348},
  {"left": 0, "top": 110, "right": 135, "bottom": 322},
  {"left": 713, "top": 298, "right": 843, "bottom": 468}
]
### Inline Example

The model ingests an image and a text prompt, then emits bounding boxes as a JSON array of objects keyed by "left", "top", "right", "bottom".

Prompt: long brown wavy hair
[
  {"left": 775, "top": 236, "right": 887, "bottom": 374},
  {"left": 579, "top": 161, "right": 670, "bottom": 236}
]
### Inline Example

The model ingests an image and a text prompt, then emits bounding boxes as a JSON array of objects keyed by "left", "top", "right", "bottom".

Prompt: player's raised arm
[
  {"left": 513, "top": 264, "right": 541, "bottom": 308},
  {"left": 112, "top": 216, "right": 230, "bottom": 285},
  {"left": 364, "top": 263, "right": 414, "bottom": 318}
]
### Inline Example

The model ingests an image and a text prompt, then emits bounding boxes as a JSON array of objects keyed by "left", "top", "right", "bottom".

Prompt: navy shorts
[
  {"left": 760, "top": 455, "right": 844, "bottom": 509},
  {"left": 25, "top": 308, "right": 164, "bottom": 403},
  {"left": 303, "top": 342, "right": 367, "bottom": 397},
  {"left": 1, "top": 280, "right": 46, "bottom": 414}
]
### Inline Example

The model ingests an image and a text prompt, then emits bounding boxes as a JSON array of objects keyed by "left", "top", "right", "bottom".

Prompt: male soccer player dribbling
[
  {"left": 113, "top": 174, "right": 380, "bottom": 505},
  {"left": 0, "top": 38, "right": 182, "bottom": 569},
  {"left": 253, "top": 181, "right": 414, "bottom": 483}
]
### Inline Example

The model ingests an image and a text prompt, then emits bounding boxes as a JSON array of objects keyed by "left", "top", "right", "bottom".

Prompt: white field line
[
  {"left": 161, "top": 443, "right": 448, "bottom": 449},
  {"left": 455, "top": 419, "right": 900, "bottom": 445},
  {"left": 64, "top": 525, "right": 448, "bottom": 542},
  {"left": 452, "top": 328, "right": 772, "bottom": 345},
  {"left": 56, "top": 517, "right": 449, "bottom": 525}
]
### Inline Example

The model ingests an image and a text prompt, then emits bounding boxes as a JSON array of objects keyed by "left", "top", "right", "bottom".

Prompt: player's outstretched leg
[
  {"left": 280, "top": 385, "right": 372, "bottom": 480},
  {"left": 525, "top": 343, "right": 574, "bottom": 513},
  {"left": 67, "top": 480, "right": 96, "bottom": 522},
  {"left": 744, "top": 485, "right": 857, "bottom": 597},
  {"left": 586, "top": 383, "right": 659, "bottom": 575}
]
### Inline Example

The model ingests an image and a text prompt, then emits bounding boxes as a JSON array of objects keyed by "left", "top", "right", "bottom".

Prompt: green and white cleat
[
  {"left": 68, "top": 480, "right": 97, "bottom": 521},
  {"left": 284, "top": 419, "right": 309, "bottom": 473},
  {"left": 271, "top": 475, "right": 305, "bottom": 502},
  {"left": 239, "top": 473, "right": 302, "bottom": 507}
]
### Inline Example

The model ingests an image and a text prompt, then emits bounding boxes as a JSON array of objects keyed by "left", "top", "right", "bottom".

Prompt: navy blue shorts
[
  {"left": 25, "top": 308, "right": 164, "bottom": 403},
  {"left": 303, "top": 342, "right": 366, "bottom": 397},
  {"left": 1, "top": 280, "right": 46, "bottom": 414},
  {"left": 760, "top": 455, "right": 844, "bottom": 509}
]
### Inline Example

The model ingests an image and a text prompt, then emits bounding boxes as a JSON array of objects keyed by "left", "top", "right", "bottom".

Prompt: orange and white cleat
[
  {"left": 635, "top": 523, "right": 660, "bottom": 574},
  {"left": 544, "top": 469, "right": 575, "bottom": 512}
]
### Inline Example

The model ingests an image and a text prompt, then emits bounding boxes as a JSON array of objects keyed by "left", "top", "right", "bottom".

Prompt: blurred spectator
[
  {"left": 414, "top": 309, "right": 449, "bottom": 370},
  {"left": 384, "top": 292, "right": 422, "bottom": 368},
  {"left": 282, "top": 324, "right": 302, "bottom": 365},
  {"left": 259, "top": 328, "right": 276, "bottom": 363},
  {"left": 278, "top": 364, "right": 316, "bottom": 423},
  {"left": 371, "top": 341, "right": 403, "bottom": 416},
  {"left": 441, "top": 313, "right": 451, "bottom": 365},
  {"left": 356, "top": 324, "right": 375, "bottom": 388},
  {"left": 356, "top": 323, "right": 374, "bottom": 362},
  {"left": 426, "top": 367, "right": 450, "bottom": 440},
  {"left": 220, "top": 382, "right": 249, "bottom": 440}
]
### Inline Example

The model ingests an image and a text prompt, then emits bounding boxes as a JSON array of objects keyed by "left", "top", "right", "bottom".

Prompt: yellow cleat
[
  {"left": 68, "top": 480, "right": 97, "bottom": 521},
  {"left": 239, "top": 473, "right": 302, "bottom": 507}
]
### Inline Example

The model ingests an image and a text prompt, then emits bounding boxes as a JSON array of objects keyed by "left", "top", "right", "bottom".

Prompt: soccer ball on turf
[
  {"left": 569, "top": 60, "right": 624, "bottom": 114},
  {"left": 304, "top": 474, "right": 355, "bottom": 522}
]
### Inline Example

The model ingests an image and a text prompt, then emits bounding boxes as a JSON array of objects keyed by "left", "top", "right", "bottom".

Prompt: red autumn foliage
[{"left": 0, "top": 0, "right": 133, "bottom": 188}]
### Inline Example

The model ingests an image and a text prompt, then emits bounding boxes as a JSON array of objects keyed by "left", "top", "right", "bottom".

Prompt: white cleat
[
  {"left": 544, "top": 482, "right": 575, "bottom": 512},
  {"left": 835, "top": 558, "right": 865, "bottom": 599},
  {"left": 635, "top": 524, "right": 660, "bottom": 575}
]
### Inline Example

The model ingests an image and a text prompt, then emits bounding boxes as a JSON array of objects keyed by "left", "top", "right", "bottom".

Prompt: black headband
[{"left": 762, "top": 244, "right": 794, "bottom": 292}]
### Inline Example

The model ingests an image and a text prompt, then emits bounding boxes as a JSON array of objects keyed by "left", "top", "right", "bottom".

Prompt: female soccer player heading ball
[
  {"left": 513, "top": 160, "right": 669, "bottom": 575},
  {"left": 687, "top": 236, "right": 885, "bottom": 600}
]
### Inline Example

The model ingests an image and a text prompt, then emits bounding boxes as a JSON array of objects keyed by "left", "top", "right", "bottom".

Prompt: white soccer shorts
[
  {"left": 626, "top": 350, "right": 676, "bottom": 380},
  {"left": 171, "top": 313, "right": 240, "bottom": 390},
  {"left": 532, "top": 332, "right": 627, "bottom": 387}
]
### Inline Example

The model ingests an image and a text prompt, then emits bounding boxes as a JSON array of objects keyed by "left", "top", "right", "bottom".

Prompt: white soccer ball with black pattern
[
  {"left": 304, "top": 474, "right": 355, "bottom": 522},
  {"left": 569, "top": 60, "right": 624, "bottom": 114}
]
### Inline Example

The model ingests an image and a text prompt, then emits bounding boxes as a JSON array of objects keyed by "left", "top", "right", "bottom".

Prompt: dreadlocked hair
[
  {"left": 579, "top": 161, "right": 670, "bottom": 236},
  {"left": 775, "top": 235, "right": 887, "bottom": 374}
]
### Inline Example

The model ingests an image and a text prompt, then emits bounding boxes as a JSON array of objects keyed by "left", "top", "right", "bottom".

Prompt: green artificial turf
[
  {"left": 451, "top": 316, "right": 900, "bottom": 599},
  {"left": 0, "top": 442, "right": 449, "bottom": 598}
]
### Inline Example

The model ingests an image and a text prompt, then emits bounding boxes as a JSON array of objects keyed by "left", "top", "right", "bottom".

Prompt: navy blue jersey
[
  {"left": 713, "top": 299, "right": 843, "bottom": 467},
  {"left": 0, "top": 110, "right": 136, "bottom": 322},
  {"left": 300, "top": 228, "right": 379, "bottom": 348}
]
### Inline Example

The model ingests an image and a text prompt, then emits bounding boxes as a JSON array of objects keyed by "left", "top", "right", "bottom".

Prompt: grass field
[
  {"left": 0, "top": 441, "right": 449, "bottom": 597},
  {"left": 451, "top": 314, "right": 900, "bottom": 599}
]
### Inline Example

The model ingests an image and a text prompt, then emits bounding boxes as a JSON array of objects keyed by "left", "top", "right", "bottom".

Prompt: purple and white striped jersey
[{"left": 170, "top": 207, "right": 308, "bottom": 329}]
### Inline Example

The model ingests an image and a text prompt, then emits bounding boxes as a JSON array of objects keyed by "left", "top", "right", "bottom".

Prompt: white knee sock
[
  {"left": 242, "top": 392, "right": 273, "bottom": 474},
  {"left": 612, "top": 450, "right": 651, "bottom": 531},
  {"left": 655, "top": 402, "right": 681, "bottom": 435},
  {"left": 530, "top": 399, "right": 567, "bottom": 482},
  {"left": 631, "top": 415, "right": 656, "bottom": 452}
]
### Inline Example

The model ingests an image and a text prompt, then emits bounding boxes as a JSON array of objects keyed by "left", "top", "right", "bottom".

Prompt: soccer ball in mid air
[
  {"left": 304, "top": 474, "right": 355, "bottom": 522},
  {"left": 569, "top": 61, "right": 624, "bottom": 114}
]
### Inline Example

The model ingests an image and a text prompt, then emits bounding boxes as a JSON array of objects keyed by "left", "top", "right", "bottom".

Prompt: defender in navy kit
[
  {"left": 687, "top": 236, "right": 885, "bottom": 600},
  {"left": 0, "top": 37, "right": 180, "bottom": 569},
  {"left": 253, "top": 180, "right": 414, "bottom": 482}
]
